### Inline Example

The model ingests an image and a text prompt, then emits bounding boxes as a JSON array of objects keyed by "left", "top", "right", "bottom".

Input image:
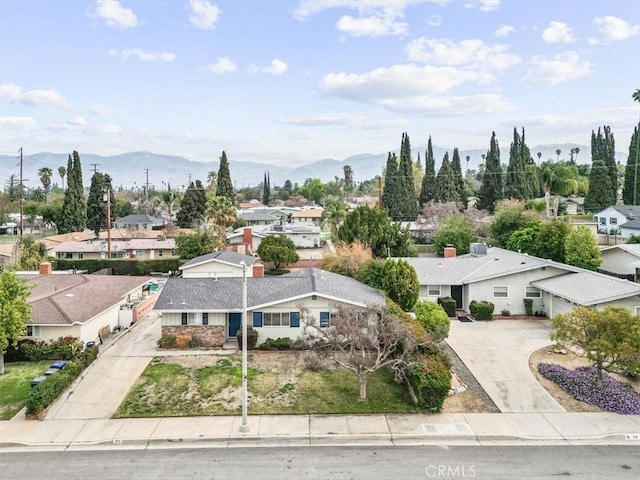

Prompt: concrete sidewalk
[{"left": 1, "top": 412, "right": 639, "bottom": 450}]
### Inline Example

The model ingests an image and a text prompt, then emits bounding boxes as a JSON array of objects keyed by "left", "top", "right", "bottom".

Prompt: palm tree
[
  {"left": 574, "top": 147, "right": 580, "bottom": 162},
  {"left": 38, "top": 167, "right": 52, "bottom": 204},
  {"left": 537, "top": 152, "right": 542, "bottom": 165},
  {"left": 465, "top": 155, "right": 470, "bottom": 174},
  {"left": 322, "top": 198, "right": 347, "bottom": 239},
  {"left": 205, "top": 195, "right": 237, "bottom": 248},
  {"left": 555, "top": 149, "right": 561, "bottom": 162},
  {"left": 633, "top": 88, "right": 640, "bottom": 103},
  {"left": 161, "top": 190, "right": 180, "bottom": 224},
  {"left": 58, "top": 166, "right": 66, "bottom": 190},
  {"left": 539, "top": 161, "right": 579, "bottom": 218},
  {"left": 206, "top": 170, "right": 218, "bottom": 194}
]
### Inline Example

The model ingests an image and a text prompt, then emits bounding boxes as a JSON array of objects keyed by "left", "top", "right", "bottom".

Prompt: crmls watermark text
[{"left": 425, "top": 464, "right": 476, "bottom": 478}]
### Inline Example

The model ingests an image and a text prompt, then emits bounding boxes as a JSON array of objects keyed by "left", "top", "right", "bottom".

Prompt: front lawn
[
  {"left": 114, "top": 354, "right": 419, "bottom": 418},
  {"left": 0, "top": 361, "right": 49, "bottom": 420}
]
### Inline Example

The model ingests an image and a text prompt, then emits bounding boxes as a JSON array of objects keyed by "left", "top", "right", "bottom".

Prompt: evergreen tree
[
  {"left": 419, "top": 136, "right": 437, "bottom": 207},
  {"left": 622, "top": 123, "right": 640, "bottom": 205},
  {"left": 59, "top": 151, "right": 87, "bottom": 233},
  {"left": 584, "top": 159, "right": 615, "bottom": 212},
  {"left": 591, "top": 126, "right": 617, "bottom": 203},
  {"left": 451, "top": 148, "right": 466, "bottom": 206},
  {"left": 262, "top": 172, "right": 272, "bottom": 205},
  {"left": 564, "top": 226, "right": 602, "bottom": 271},
  {"left": 176, "top": 181, "right": 206, "bottom": 227},
  {"left": 397, "top": 132, "right": 419, "bottom": 220},
  {"left": 434, "top": 152, "right": 459, "bottom": 203},
  {"left": 504, "top": 127, "right": 533, "bottom": 200},
  {"left": 477, "top": 132, "right": 503, "bottom": 212},
  {"left": 216, "top": 150, "right": 234, "bottom": 201},
  {"left": 86, "top": 172, "right": 114, "bottom": 238},
  {"left": 382, "top": 152, "right": 399, "bottom": 218}
]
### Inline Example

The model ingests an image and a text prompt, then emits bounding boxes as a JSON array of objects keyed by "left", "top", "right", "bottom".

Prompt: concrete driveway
[
  {"left": 446, "top": 319, "right": 565, "bottom": 413},
  {"left": 45, "top": 313, "right": 161, "bottom": 420}
]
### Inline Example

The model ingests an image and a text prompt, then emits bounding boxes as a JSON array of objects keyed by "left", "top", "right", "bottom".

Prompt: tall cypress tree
[
  {"left": 477, "top": 132, "right": 503, "bottom": 212},
  {"left": 623, "top": 123, "right": 640, "bottom": 205},
  {"left": 434, "top": 152, "right": 459, "bottom": 203},
  {"left": 419, "top": 136, "right": 437, "bottom": 207},
  {"left": 262, "top": 172, "right": 272, "bottom": 205},
  {"left": 216, "top": 151, "right": 234, "bottom": 201},
  {"left": 397, "top": 132, "right": 418, "bottom": 220},
  {"left": 382, "top": 152, "right": 399, "bottom": 218},
  {"left": 177, "top": 181, "right": 206, "bottom": 227},
  {"left": 585, "top": 158, "right": 615, "bottom": 212},
  {"left": 86, "top": 172, "right": 114, "bottom": 237},
  {"left": 59, "top": 151, "right": 87, "bottom": 233},
  {"left": 451, "top": 147, "right": 466, "bottom": 206},
  {"left": 592, "top": 126, "right": 617, "bottom": 204},
  {"left": 504, "top": 127, "right": 532, "bottom": 200}
]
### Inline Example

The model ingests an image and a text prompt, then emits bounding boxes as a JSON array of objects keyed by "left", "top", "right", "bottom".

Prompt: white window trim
[
  {"left": 492, "top": 285, "right": 509, "bottom": 298},
  {"left": 427, "top": 285, "right": 441, "bottom": 297},
  {"left": 26, "top": 325, "right": 41, "bottom": 338},
  {"left": 635, "top": 306, "right": 640, "bottom": 316},
  {"left": 525, "top": 286, "right": 541, "bottom": 298},
  {"left": 263, "top": 312, "right": 291, "bottom": 327}
]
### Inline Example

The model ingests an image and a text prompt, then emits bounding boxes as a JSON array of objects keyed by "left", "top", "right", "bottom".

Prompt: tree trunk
[
  {"left": 358, "top": 377, "right": 367, "bottom": 400},
  {"left": 544, "top": 190, "right": 551, "bottom": 219},
  {"left": 0, "top": 354, "right": 5, "bottom": 375}
]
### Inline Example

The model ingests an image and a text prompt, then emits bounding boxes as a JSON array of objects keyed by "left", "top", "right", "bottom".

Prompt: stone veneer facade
[{"left": 162, "top": 325, "right": 226, "bottom": 348}]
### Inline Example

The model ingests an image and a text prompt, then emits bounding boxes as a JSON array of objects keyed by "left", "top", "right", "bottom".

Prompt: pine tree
[
  {"left": 382, "top": 152, "right": 399, "bottom": 218},
  {"left": 584, "top": 159, "right": 615, "bottom": 212},
  {"left": 176, "top": 181, "right": 206, "bottom": 227},
  {"left": 592, "top": 126, "right": 617, "bottom": 204},
  {"left": 504, "top": 127, "right": 533, "bottom": 200},
  {"left": 397, "top": 132, "right": 418, "bottom": 220},
  {"left": 623, "top": 123, "right": 640, "bottom": 205},
  {"left": 86, "top": 172, "right": 114, "bottom": 238},
  {"left": 451, "top": 147, "right": 466, "bottom": 207},
  {"left": 434, "top": 152, "right": 459, "bottom": 203},
  {"left": 419, "top": 136, "right": 437, "bottom": 207},
  {"left": 59, "top": 151, "right": 87, "bottom": 233},
  {"left": 216, "top": 151, "right": 234, "bottom": 201},
  {"left": 477, "top": 132, "right": 503, "bottom": 212}
]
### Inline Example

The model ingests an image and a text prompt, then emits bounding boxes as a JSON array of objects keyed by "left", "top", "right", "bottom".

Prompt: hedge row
[
  {"left": 53, "top": 258, "right": 182, "bottom": 276},
  {"left": 5, "top": 337, "right": 84, "bottom": 362}
]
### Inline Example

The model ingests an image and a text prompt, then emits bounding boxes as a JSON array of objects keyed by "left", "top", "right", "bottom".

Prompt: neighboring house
[
  {"left": 179, "top": 250, "right": 258, "bottom": 279},
  {"left": 227, "top": 228, "right": 267, "bottom": 255},
  {"left": 400, "top": 244, "right": 640, "bottom": 317},
  {"left": 599, "top": 244, "right": 640, "bottom": 278},
  {"left": 154, "top": 267, "right": 385, "bottom": 347},
  {"left": 236, "top": 210, "right": 280, "bottom": 226},
  {"left": 291, "top": 208, "right": 324, "bottom": 227},
  {"left": 619, "top": 218, "right": 640, "bottom": 240},
  {"left": 114, "top": 214, "right": 167, "bottom": 231},
  {"left": 50, "top": 238, "right": 177, "bottom": 260},
  {"left": 593, "top": 206, "right": 640, "bottom": 237},
  {"left": 256, "top": 223, "right": 322, "bottom": 248},
  {"left": 18, "top": 262, "right": 157, "bottom": 344},
  {"left": 559, "top": 196, "right": 585, "bottom": 215}
]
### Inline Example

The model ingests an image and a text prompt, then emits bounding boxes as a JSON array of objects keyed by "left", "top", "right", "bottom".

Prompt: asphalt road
[{"left": 2, "top": 445, "right": 638, "bottom": 480}]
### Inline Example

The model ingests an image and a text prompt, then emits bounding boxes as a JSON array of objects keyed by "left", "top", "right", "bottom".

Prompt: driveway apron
[{"left": 446, "top": 319, "right": 565, "bottom": 413}]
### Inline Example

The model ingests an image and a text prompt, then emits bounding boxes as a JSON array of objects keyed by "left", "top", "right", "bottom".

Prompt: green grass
[
  {"left": 114, "top": 356, "right": 420, "bottom": 418},
  {"left": 0, "top": 361, "right": 50, "bottom": 420}
]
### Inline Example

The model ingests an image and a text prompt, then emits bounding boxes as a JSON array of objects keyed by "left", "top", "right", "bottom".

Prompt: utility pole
[
  {"left": 18, "top": 147, "right": 23, "bottom": 239},
  {"left": 90, "top": 163, "right": 100, "bottom": 174},
  {"left": 187, "top": 173, "right": 193, "bottom": 185},
  {"left": 105, "top": 188, "right": 112, "bottom": 259},
  {"left": 144, "top": 169, "right": 150, "bottom": 200}
]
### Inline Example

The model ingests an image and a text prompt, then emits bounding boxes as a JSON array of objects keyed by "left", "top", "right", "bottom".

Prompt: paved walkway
[{"left": 446, "top": 319, "right": 565, "bottom": 413}]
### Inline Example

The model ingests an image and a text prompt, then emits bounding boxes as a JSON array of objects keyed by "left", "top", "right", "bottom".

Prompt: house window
[
  {"left": 427, "top": 285, "right": 441, "bottom": 296},
  {"left": 202, "top": 313, "right": 209, "bottom": 325},
  {"left": 263, "top": 312, "right": 291, "bottom": 327},
  {"left": 492, "top": 286, "right": 509, "bottom": 298},
  {"left": 525, "top": 286, "right": 541, "bottom": 298},
  {"left": 610, "top": 218, "right": 617, "bottom": 225},
  {"left": 320, "top": 311, "right": 330, "bottom": 327},
  {"left": 181, "top": 313, "right": 188, "bottom": 325},
  {"left": 65, "top": 253, "right": 73, "bottom": 259},
  {"left": 26, "top": 326, "right": 41, "bottom": 338},
  {"left": 599, "top": 217, "right": 606, "bottom": 225},
  {"left": 78, "top": 253, "right": 84, "bottom": 259},
  {"left": 158, "top": 250, "right": 163, "bottom": 257}
]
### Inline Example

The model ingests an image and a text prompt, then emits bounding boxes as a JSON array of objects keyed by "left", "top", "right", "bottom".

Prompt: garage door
[{"left": 551, "top": 296, "right": 576, "bottom": 317}]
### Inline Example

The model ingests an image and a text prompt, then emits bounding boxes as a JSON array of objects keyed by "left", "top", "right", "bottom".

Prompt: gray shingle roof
[
  {"left": 155, "top": 267, "right": 384, "bottom": 311},
  {"left": 114, "top": 214, "right": 166, "bottom": 224},
  {"left": 237, "top": 211, "right": 279, "bottom": 221},
  {"left": 180, "top": 250, "right": 256, "bottom": 270},
  {"left": 531, "top": 271, "right": 640, "bottom": 305},
  {"left": 620, "top": 218, "right": 640, "bottom": 230}
]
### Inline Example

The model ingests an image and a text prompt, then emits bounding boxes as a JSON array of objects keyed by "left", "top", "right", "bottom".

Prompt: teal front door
[{"left": 228, "top": 313, "right": 242, "bottom": 338}]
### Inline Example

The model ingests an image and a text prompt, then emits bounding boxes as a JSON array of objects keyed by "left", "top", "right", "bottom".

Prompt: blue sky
[{"left": 1, "top": 0, "right": 639, "bottom": 169}]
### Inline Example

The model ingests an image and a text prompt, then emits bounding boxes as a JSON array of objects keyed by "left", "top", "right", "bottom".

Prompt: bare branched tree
[{"left": 299, "top": 303, "right": 416, "bottom": 400}]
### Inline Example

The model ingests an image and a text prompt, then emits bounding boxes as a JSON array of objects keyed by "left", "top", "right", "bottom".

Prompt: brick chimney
[
  {"left": 252, "top": 261, "right": 264, "bottom": 278},
  {"left": 243, "top": 227, "right": 252, "bottom": 245},
  {"left": 39, "top": 262, "right": 52, "bottom": 275},
  {"left": 443, "top": 245, "right": 457, "bottom": 258}
]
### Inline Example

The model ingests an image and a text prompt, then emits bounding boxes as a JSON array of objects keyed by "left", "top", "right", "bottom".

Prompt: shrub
[
  {"left": 237, "top": 327, "right": 259, "bottom": 350},
  {"left": 175, "top": 335, "right": 193, "bottom": 349},
  {"left": 407, "top": 353, "right": 452, "bottom": 412},
  {"left": 302, "top": 351, "right": 328, "bottom": 372},
  {"left": 158, "top": 335, "right": 177, "bottom": 349},
  {"left": 470, "top": 300, "right": 494, "bottom": 321},
  {"left": 437, "top": 297, "right": 457, "bottom": 317},
  {"left": 500, "top": 309, "right": 510, "bottom": 316},
  {"left": 414, "top": 301, "right": 450, "bottom": 342},
  {"left": 25, "top": 362, "right": 83, "bottom": 415},
  {"left": 258, "top": 337, "right": 291, "bottom": 350},
  {"left": 524, "top": 298, "right": 533, "bottom": 316},
  {"left": 189, "top": 336, "right": 204, "bottom": 348},
  {"left": 538, "top": 363, "right": 640, "bottom": 414}
]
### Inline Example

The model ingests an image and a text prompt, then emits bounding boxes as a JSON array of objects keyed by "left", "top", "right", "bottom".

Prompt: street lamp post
[{"left": 239, "top": 261, "right": 249, "bottom": 432}]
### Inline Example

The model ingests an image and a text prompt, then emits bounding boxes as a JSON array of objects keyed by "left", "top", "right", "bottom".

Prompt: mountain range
[{"left": 0, "top": 145, "right": 628, "bottom": 192}]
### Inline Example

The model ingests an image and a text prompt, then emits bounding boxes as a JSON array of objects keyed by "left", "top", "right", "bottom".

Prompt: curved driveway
[{"left": 446, "top": 319, "right": 565, "bottom": 413}]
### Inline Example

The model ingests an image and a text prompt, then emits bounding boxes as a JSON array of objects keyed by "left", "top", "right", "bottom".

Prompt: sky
[{"left": 1, "top": 0, "right": 639, "bottom": 169}]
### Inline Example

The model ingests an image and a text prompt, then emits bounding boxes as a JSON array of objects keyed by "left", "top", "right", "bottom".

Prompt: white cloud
[
  {"left": 208, "top": 57, "right": 238, "bottom": 74},
  {"left": 0, "top": 116, "right": 36, "bottom": 130},
  {"left": 0, "top": 83, "right": 71, "bottom": 108},
  {"left": 91, "top": 0, "right": 138, "bottom": 29},
  {"left": 406, "top": 38, "right": 521, "bottom": 71},
  {"left": 521, "top": 51, "right": 592, "bottom": 85},
  {"left": 594, "top": 16, "right": 639, "bottom": 41},
  {"left": 427, "top": 15, "right": 442, "bottom": 27},
  {"left": 189, "top": 0, "right": 220, "bottom": 30},
  {"left": 250, "top": 59, "right": 288, "bottom": 75},
  {"left": 67, "top": 115, "right": 86, "bottom": 126},
  {"left": 293, "top": 0, "right": 448, "bottom": 21},
  {"left": 464, "top": 0, "right": 500, "bottom": 12},
  {"left": 278, "top": 113, "right": 409, "bottom": 130},
  {"left": 495, "top": 24, "right": 514, "bottom": 37},
  {"left": 336, "top": 14, "right": 407, "bottom": 37},
  {"left": 109, "top": 49, "right": 176, "bottom": 62},
  {"left": 542, "top": 21, "right": 575, "bottom": 43},
  {"left": 91, "top": 104, "right": 112, "bottom": 116}
]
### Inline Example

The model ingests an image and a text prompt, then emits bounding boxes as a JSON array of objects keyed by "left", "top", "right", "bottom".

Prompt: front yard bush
[
  {"left": 158, "top": 335, "right": 177, "bottom": 349},
  {"left": 258, "top": 337, "right": 291, "bottom": 350},
  {"left": 237, "top": 327, "right": 259, "bottom": 350},
  {"left": 538, "top": 363, "right": 640, "bottom": 414},
  {"left": 437, "top": 297, "right": 457, "bottom": 317},
  {"left": 407, "top": 353, "right": 452, "bottom": 412},
  {"left": 414, "top": 301, "right": 450, "bottom": 342},
  {"left": 25, "top": 362, "right": 82, "bottom": 415},
  {"left": 469, "top": 300, "right": 494, "bottom": 321},
  {"left": 7, "top": 336, "right": 84, "bottom": 362},
  {"left": 524, "top": 298, "right": 534, "bottom": 316}
]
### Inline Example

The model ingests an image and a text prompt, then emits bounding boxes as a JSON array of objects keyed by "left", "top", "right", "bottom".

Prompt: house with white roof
[
  {"left": 50, "top": 238, "right": 177, "bottom": 260},
  {"left": 593, "top": 205, "right": 640, "bottom": 237},
  {"left": 179, "top": 250, "right": 259, "bottom": 279}
]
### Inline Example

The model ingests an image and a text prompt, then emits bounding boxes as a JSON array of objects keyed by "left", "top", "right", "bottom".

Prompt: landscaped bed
[
  {"left": 114, "top": 352, "right": 420, "bottom": 417},
  {"left": 0, "top": 361, "right": 49, "bottom": 420}
]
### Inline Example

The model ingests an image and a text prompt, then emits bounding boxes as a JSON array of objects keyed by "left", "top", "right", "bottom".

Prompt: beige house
[
  {"left": 291, "top": 207, "right": 324, "bottom": 227},
  {"left": 50, "top": 238, "right": 177, "bottom": 260}
]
